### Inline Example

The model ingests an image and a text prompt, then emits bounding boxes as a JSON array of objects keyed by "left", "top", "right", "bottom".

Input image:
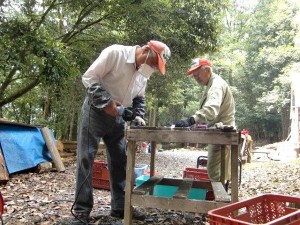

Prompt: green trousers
[{"left": 207, "top": 144, "right": 231, "bottom": 183}]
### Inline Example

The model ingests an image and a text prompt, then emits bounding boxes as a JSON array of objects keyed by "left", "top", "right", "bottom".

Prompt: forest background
[{"left": 1, "top": 0, "right": 299, "bottom": 144}]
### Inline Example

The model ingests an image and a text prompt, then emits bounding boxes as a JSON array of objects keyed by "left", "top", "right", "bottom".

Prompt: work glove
[
  {"left": 174, "top": 117, "right": 196, "bottom": 127},
  {"left": 131, "top": 116, "right": 146, "bottom": 126},
  {"left": 122, "top": 107, "right": 136, "bottom": 121}
]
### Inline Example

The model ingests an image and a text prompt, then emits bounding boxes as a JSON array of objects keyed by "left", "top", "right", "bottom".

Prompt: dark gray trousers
[{"left": 73, "top": 97, "right": 126, "bottom": 216}]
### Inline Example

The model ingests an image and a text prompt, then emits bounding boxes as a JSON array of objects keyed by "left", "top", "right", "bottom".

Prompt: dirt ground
[{"left": 1, "top": 142, "right": 300, "bottom": 225}]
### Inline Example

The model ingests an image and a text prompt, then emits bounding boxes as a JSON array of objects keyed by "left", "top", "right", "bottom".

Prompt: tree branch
[
  {"left": 35, "top": 0, "right": 58, "bottom": 30},
  {"left": 0, "top": 66, "right": 18, "bottom": 97},
  {"left": 0, "top": 77, "right": 41, "bottom": 108},
  {"left": 61, "top": 15, "right": 108, "bottom": 43},
  {"left": 60, "top": 1, "right": 111, "bottom": 43}
]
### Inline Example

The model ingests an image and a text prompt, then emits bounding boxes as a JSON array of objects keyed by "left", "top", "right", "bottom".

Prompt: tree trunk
[
  {"left": 43, "top": 86, "right": 51, "bottom": 120},
  {"left": 68, "top": 108, "right": 76, "bottom": 140},
  {"left": 148, "top": 107, "right": 157, "bottom": 127},
  {"left": 281, "top": 103, "right": 290, "bottom": 140}
]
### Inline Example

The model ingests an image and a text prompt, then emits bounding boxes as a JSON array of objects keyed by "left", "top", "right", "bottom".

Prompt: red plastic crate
[
  {"left": 208, "top": 194, "right": 300, "bottom": 225},
  {"left": 183, "top": 167, "right": 214, "bottom": 200},
  {"left": 92, "top": 178, "right": 110, "bottom": 190},
  {"left": 92, "top": 160, "right": 110, "bottom": 190},
  {"left": 93, "top": 160, "right": 108, "bottom": 172},
  {"left": 183, "top": 167, "right": 210, "bottom": 181}
]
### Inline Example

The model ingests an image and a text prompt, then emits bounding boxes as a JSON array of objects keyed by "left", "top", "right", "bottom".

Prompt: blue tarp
[{"left": 0, "top": 123, "right": 52, "bottom": 174}]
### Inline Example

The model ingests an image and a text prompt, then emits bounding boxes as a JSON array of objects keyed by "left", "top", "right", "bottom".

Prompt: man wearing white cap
[
  {"left": 175, "top": 58, "right": 235, "bottom": 186},
  {"left": 71, "top": 40, "right": 171, "bottom": 224}
]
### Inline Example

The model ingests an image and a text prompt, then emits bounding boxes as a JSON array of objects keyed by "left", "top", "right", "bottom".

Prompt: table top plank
[{"left": 126, "top": 127, "right": 240, "bottom": 145}]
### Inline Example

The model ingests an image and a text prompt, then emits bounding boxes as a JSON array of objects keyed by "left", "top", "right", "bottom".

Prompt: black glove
[
  {"left": 122, "top": 107, "right": 136, "bottom": 121},
  {"left": 175, "top": 117, "right": 195, "bottom": 127}
]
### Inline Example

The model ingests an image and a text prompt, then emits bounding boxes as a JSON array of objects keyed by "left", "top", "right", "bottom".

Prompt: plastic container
[
  {"left": 92, "top": 178, "right": 110, "bottom": 190},
  {"left": 155, "top": 184, "right": 178, "bottom": 198},
  {"left": 188, "top": 187, "right": 207, "bottom": 200},
  {"left": 135, "top": 175, "right": 207, "bottom": 200},
  {"left": 92, "top": 161, "right": 148, "bottom": 189},
  {"left": 93, "top": 160, "right": 109, "bottom": 179},
  {"left": 183, "top": 167, "right": 210, "bottom": 181},
  {"left": 134, "top": 164, "right": 148, "bottom": 179},
  {"left": 183, "top": 167, "right": 214, "bottom": 200},
  {"left": 136, "top": 175, "right": 151, "bottom": 187},
  {"left": 208, "top": 194, "right": 300, "bottom": 225},
  {"left": 92, "top": 160, "right": 110, "bottom": 190}
]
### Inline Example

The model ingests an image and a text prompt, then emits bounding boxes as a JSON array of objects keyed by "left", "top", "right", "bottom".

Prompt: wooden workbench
[{"left": 124, "top": 127, "right": 240, "bottom": 225}]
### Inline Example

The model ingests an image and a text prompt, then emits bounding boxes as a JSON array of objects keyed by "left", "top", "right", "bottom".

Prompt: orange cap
[
  {"left": 186, "top": 58, "right": 212, "bottom": 76},
  {"left": 147, "top": 40, "right": 171, "bottom": 75}
]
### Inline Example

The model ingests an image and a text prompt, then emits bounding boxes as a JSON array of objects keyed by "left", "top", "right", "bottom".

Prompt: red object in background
[
  {"left": 141, "top": 142, "right": 148, "bottom": 148},
  {"left": 183, "top": 167, "right": 210, "bottom": 181},
  {"left": 0, "top": 191, "right": 3, "bottom": 215},
  {"left": 208, "top": 194, "right": 300, "bottom": 225},
  {"left": 92, "top": 160, "right": 110, "bottom": 190},
  {"left": 241, "top": 129, "right": 250, "bottom": 135},
  {"left": 183, "top": 167, "right": 215, "bottom": 201},
  {"left": 144, "top": 169, "right": 160, "bottom": 175}
]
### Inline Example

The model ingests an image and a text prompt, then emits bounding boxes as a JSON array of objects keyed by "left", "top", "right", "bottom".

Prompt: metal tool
[{"left": 215, "top": 122, "right": 236, "bottom": 132}]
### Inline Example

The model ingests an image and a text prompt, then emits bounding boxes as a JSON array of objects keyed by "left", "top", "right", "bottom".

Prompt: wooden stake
[
  {"left": 41, "top": 127, "right": 65, "bottom": 172},
  {"left": 0, "top": 147, "right": 9, "bottom": 183}
]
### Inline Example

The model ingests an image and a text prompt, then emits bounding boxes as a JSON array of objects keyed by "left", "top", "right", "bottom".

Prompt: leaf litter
[{"left": 0, "top": 143, "right": 299, "bottom": 224}]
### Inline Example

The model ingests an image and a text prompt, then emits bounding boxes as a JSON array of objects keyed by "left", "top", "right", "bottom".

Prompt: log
[
  {"left": 0, "top": 147, "right": 9, "bottom": 183},
  {"left": 61, "top": 140, "right": 77, "bottom": 153},
  {"left": 41, "top": 127, "right": 65, "bottom": 172}
]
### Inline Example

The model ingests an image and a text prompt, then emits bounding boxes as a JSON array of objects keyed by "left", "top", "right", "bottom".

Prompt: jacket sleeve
[
  {"left": 193, "top": 85, "right": 224, "bottom": 125},
  {"left": 87, "top": 83, "right": 112, "bottom": 110},
  {"left": 132, "top": 96, "right": 146, "bottom": 117}
]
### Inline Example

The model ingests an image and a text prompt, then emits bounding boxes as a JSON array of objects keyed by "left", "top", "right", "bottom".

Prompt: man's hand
[
  {"left": 122, "top": 107, "right": 136, "bottom": 121},
  {"left": 131, "top": 116, "right": 146, "bottom": 126},
  {"left": 103, "top": 101, "right": 119, "bottom": 117},
  {"left": 174, "top": 117, "right": 195, "bottom": 127}
]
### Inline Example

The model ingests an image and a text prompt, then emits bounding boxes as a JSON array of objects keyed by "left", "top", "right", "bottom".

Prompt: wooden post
[
  {"left": 124, "top": 140, "right": 136, "bottom": 225},
  {"left": 0, "top": 147, "right": 9, "bottom": 183},
  {"left": 150, "top": 141, "right": 157, "bottom": 177},
  {"left": 41, "top": 127, "right": 65, "bottom": 172},
  {"left": 231, "top": 145, "right": 239, "bottom": 203}
]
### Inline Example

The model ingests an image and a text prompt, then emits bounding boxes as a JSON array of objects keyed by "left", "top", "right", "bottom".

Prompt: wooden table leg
[
  {"left": 124, "top": 141, "right": 136, "bottom": 225},
  {"left": 149, "top": 141, "right": 157, "bottom": 195},
  {"left": 150, "top": 141, "right": 157, "bottom": 176},
  {"left": 231, "top": 145, "right": 239, "bottom": 203},
  {"left": 220, "top": 148, "right": 226, "bottom": 184}
]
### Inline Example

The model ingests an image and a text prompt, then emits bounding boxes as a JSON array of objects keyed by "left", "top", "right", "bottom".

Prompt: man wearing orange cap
[
  {"left": 71, "top": 40, "right": 171, "bottom": 224},
  {"left": 175, "top": 58, "right": 235, "bottom": 186}
]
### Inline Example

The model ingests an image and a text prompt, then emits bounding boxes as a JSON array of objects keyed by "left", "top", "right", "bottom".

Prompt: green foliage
[
  {"left": 0, "top": 0, "right": 225, "bottom": 139},
  {"left": 4, "top": 0, "right": 298, "bottom": 144},
  {"left": 222, "top": 0, "right": 300, "bottom": 142},
  {"left": 0, "top": 7, "right": 77, "bottom": 108}
]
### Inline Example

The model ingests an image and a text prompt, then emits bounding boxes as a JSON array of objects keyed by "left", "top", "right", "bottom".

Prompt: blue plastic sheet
[{"left": 0, "top": 124, "right": 52, "bottom": 174}]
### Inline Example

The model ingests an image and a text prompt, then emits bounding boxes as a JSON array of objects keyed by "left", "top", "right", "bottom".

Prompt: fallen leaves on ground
[{"left": 0, "top": 145, "right": 299, "bottom": 224}]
